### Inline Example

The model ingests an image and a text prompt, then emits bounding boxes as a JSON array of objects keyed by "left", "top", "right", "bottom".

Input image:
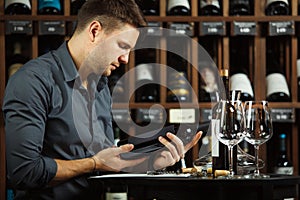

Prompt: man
[{"left": 3, "top": 0, "right": 201, "bottom": 199}]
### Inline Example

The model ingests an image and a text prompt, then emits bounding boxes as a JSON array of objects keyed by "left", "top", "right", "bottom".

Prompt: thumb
[{"left": 117, "top": 144, "right": 134, "bottom": 154}]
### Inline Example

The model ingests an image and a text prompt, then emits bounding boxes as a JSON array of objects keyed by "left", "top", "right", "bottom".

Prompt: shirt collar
[{"left": 53, "top": 41, "right": 79, "bottom": 82}]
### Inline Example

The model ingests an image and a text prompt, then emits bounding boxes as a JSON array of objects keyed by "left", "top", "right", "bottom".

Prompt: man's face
[{"left": 87, "top": 24, "right": 140, "bottom": 77}]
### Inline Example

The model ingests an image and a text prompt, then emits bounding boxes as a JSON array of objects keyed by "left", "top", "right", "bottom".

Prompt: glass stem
[
  {"left": 228, "top": 145, "right": 234, "bottom": 177},
  {"left": 254, "top": 145, "right": 260, "bottom": 176}
]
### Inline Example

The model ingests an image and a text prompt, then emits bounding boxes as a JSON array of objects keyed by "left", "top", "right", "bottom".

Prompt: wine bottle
[
  {"left": 230, "top": 73, "right": 254, "bottom": 101},
  {"left": 266, "top": 42, "right": 291, "bottom": 102},
  {"left": 167, "top": 0, "right": 191, "bottom": 16},
  {"left": 38, "top": 0, "right": 62, "bottom": 15},
  {"left": 199, "top": 0, "right": 221, "bottom": 16},
  {"left": 266, "top": 73, "right": 290, "bottom": 102},
  {"left": 6, "top": 41, "right": 28, "bottom": 78},
  {"left": 265, "top": 0, "right": 289, "bottom": 16},
  {"left": 167, "top": 71, "right": 190, "bottom": 102},
  {"left": 167, "top": 39, "right": 190, "bottom": 102},
  {"left": 211, "top": 69, "right": 229, "bottom": 177},
  {"left": 273, "top": 133, "right": 293, "bottom": 175},
  {"left": 38, "top": 35, "right": 65, "bottom": 55},
  {"left": 5, "top": 0, "right": 31, "bottom": 15},
  {"left": 297, "top": 59, "right": 300, "bottom": 101},
  {"left": 135, "top": 63, "right": 159, "bottom": 102},
  {"left": 229, "top": 38, "right": 254, "bottom": 101},
  {"left": 198, "top": 65, "right": 219, "bottom": 102},
  {"left": 109, "top": 67, "right": 125, "bottom": 102},
  {"left": 229, "top": 0, "right": 252, "bottom": 16},
  {"left": 138, "top": 0, "right": 159, "bottom": 16},
  {"left": 71, "top": 0, "right": 86, "bottom": 15}
]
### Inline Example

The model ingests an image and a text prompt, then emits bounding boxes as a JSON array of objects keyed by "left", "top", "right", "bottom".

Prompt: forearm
[{"left": 51, "top": 157, "right": 95, "bottom": 183}]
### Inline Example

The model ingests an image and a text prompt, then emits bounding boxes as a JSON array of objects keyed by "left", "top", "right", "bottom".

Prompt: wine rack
[{"left": 1, "top": 0, "right": 300, "bottom": 199}]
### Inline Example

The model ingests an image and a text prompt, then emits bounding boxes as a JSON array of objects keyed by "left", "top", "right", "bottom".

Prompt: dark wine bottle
[
  {"left": 297, "top": 59, "right": 300, "bottom": 101},
  {"left": 198, "top": 65, "right": 219, "bottom": 102},
  {"left": 5, "top": 0, "right": 31, "bottom": 15},
  {"left": 134, "top": 48, "right": 159, "bottom": 103},
  {"left": 6, "top": 41, "right": 28, "bottom": 78},
  {"left": 167, "top": 0, "right": 191, "bottom": 16},
  {"left": 38, "top": 35, "right": 65, "bottom": 55},
  {"left": 229, "top": 37, "right": 254, "bottom": 101},
  {"left": 109, "top": 66, "right": 126, "bottom": 103},
  {"left": 265, "top": 0, "right": 289, "bottom": 16},
  {"left": 273, "top": 133, "right": 293, "bottom": 175},
  {"left": 38, "top": 0, "right": 62, "bottom": 15},
  {"left": 266, "top": 39, "right": 291, "bottom": 102},
  {"left": 229, "top": 0, "right": 252, "bottom": 16},
  {"left": 138, "top": 0, "right": 159, "bottom": 16},
  {"left": 211, "top": 69, "right": 229, "bottom": 177},
  {"left": 199, "top": 0, "right": 221, "bottom": 16},
  {"left": 167, "top": 71, "right": 190, "bottom": 102},
  {"left": 167, "top": 38, "right": 190, "bottom": 102},
  {"left": 135, "top": 63, "right": 159, "bottom": 102},
  {"left": 71, "top": 0, "right": 86, "bottom": 15}
]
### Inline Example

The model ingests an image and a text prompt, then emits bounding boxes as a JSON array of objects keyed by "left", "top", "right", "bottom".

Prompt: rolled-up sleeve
[{"left": 3, "top": 64, "right": 57, "bottom": 190}]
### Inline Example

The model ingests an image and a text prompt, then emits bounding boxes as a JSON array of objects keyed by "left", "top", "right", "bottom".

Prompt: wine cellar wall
[{"left": 1, "top": 0, "right": 300, "bottom": 199}]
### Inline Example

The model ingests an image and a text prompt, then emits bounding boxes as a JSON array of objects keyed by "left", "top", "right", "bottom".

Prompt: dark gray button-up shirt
[{"left": 3, "top": 42, "right": 114, "bottom": 199}]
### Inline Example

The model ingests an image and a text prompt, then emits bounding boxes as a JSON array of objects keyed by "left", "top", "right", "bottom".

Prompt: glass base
[{"left": 243, "top": 173, "right": 270, "bottom": 179}]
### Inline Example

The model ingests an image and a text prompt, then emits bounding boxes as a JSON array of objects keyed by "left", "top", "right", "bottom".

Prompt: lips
[{"left": 111, "top": 63, "right": 119, "bottom": 70}]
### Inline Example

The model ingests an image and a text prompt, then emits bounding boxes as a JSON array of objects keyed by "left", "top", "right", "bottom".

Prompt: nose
[{"left": 119, "top": 52, "right": 130, "bottom": 64}]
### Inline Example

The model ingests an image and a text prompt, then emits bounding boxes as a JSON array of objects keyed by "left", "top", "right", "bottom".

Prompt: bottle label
[
  {"left": 200, "top": 0, "right": 220, "bottom": 9},
  {"left": 106, "top": 192, "right": 127, "bottom": 200},
  {"left": 297, "top": 59, "right": 300, "bottom": 77},
  {"left": 167, "top": 0, "right": 190, "bottom": 12},
  {"left": 265, "top": 0, "right": 289, "bottom": 8},
  {"left": 38, "top": 0, "right": 61, "bottom": 11},
  {"left": 274, "top": 166, "right": 293, "bottom": 175},
  {"left": 200, "top": 67, "right": 218, "bottom": 93},
  {"left": 5, "top": 0, "right": 31, "bottom": 9},
  {"left": 211, "top": 119, "right": 220, "bottom": 157},
  {"left": 230, "top": 73, "right": 254, "bottom": 97},
  {"left": 266, "top": 73, "right": 290, "bottom": 97},
  {"left": 136, "top": 64, "right": 154, "bottom": 81}
]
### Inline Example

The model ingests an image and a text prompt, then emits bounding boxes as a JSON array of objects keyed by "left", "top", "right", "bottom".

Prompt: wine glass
[
  {"left": 213, "top": 100, "right": 245, "bottom": 177},
  {"left": 244, "top": 100, "right": 273, "bottom": 178}
]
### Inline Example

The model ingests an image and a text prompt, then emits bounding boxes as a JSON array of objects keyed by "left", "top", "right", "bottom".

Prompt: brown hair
[{"left": 75, "top": 0, "right": 147, "bottom": 34}]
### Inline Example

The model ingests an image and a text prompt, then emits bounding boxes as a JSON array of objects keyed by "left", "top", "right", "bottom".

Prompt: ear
[{"left": 88, "top": 21, "right": 102, "bottom": 42}]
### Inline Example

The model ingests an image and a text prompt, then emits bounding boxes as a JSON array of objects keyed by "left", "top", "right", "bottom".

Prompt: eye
[{"left": 118, "top": 42, "right": 131, "bottom": 50}]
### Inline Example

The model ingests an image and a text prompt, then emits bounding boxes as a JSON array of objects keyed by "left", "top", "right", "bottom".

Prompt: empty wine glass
[
  {"left": 213, "top": 100, "right": 245, "bottom": 177},
  {"left": 244, "top": 100, "right": 273, "bottom": 178}
]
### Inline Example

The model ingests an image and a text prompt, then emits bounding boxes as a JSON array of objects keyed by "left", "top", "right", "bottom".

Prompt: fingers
[
  {"left": 184, "top": 131, "right": 202, "bottom": 152},
  {"left": 158, "top": 134, "right": 181, "bottom": 162},
  {"left": 166, "top": 132, "right": 185, "bottom": 158}
]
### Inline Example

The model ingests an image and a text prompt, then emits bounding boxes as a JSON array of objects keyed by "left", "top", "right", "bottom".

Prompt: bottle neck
[
  {"left": 200, "top": 0, "right": 220, "bottom": 9},
  {"left": 5, "top": 0, "right": 32, "bottom": 9},
  {"left": 266, "top": 0, "right": 289, "bottom": 8},
  {"left": 38, "top": 0, "right": 61, "bottom": 11},
  {"left": 219, "top": 69, "right": 230, "bottom": 100},
  {"left": 279, "top": 135, "right": 287, "bottom": 153},
  {"left": 13, "top": 42, "right": 22, "bottom": 55},
  {"left": 168, "top": 0, "right": 190, "bottom": 10}
]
